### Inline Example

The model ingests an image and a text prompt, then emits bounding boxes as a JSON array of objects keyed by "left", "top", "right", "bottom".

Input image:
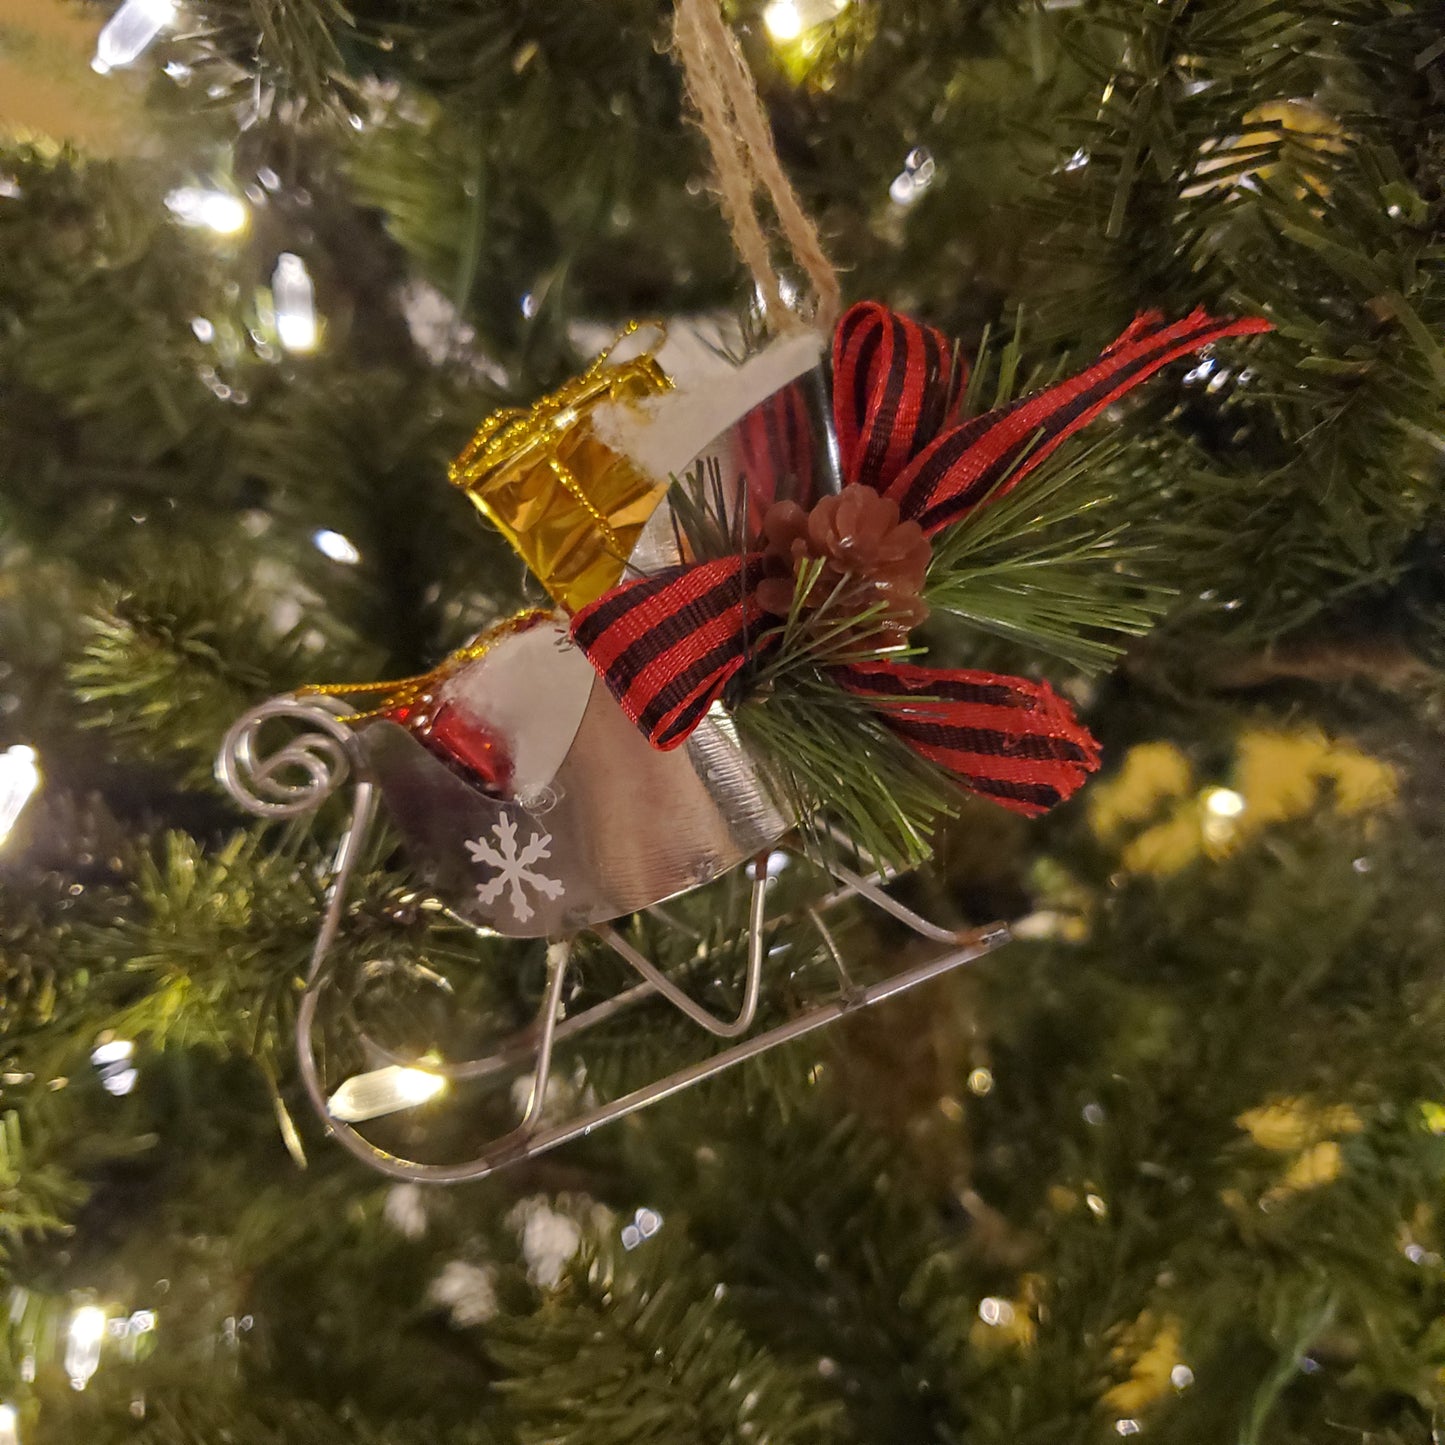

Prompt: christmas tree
[{"left": 4, "top": 1, "right": 1445, "bottom": 1441}]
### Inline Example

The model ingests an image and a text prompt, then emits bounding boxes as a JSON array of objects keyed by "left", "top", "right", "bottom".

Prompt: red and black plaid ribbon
[
  {"left": 571, "top": 555, "right": 768, "bottom": 750},
  {"left": 833, "top": 661, "right": 1101, "bottom": 816},
  {"left": 571, "top": 301, "right": 1270, "bottom": 816}
]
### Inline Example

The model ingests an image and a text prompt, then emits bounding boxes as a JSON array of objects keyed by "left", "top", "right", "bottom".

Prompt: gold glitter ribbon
[
  {"left": 449, "top": 326, "right": 673, "bottom": 612},
  {"left": 300, "top": 609, "right": 553, "bottom": 723}
]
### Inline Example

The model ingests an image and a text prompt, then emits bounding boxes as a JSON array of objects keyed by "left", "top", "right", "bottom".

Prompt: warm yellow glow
[
  {"left": 272, "top": 253, "right": 319, "bottom": 353},
  {"left": 396, "top": 1068, "right": 445, "bottom": 1104},
  {"left": 69, "top": 1306, "right": 106, "bottom": 1347},
  {"left": 199, "top": 194, "right": 246, "bottom": 234},
  {"left": 0, "top": 745, "right": 40, "bottom": 849},
  {"left": 65, "top": 1305, "right": 108, "bottom": 1390},
  {"left": 328, "top": 1065, "right": 447, "bottom": 1123},
  {"left": 277, "top": 311, "right": 318, "bottom": 353},
  {"left": 764, "top": 0, "right": 848, "bottom": 42},
  {"left": 165, "top": 186, "right": 248, "bottom": 236},
  {"left": 1104, "top": 1314, "right": 1186, "bottom": 1419},
  {"left": 763, "top": 0, "right": 804, "bottom": 40},
  {"left": 1203, "top": 786, "right": 1245, "bottom": 818}
]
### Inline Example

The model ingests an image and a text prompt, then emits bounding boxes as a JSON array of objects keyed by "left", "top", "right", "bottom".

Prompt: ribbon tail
[
  {"left": 571, "top": 554, "right": 767, "bottom": 749},
  {"left": 884, "top": 308, "right": 1273, "bottom": 536},
  {"left": 834, "top": 660, "right": 1101, "bottom": 817}
]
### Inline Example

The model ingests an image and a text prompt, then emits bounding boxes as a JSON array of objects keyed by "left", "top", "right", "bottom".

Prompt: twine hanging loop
[{"left": 672, "top": 0, "right": 841, "bottom": 332}]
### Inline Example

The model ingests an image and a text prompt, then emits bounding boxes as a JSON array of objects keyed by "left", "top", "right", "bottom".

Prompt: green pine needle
[
  {"left": 735, "top": 675, "right": 957, "bottom": 872},
  {"left": 925, "top": 434, "right": 1172, "bottom": 672}
]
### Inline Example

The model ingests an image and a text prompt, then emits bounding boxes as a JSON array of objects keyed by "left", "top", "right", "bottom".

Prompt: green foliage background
[{"left": 3, "top": 1, "right": 1445, "bottom": 1442}]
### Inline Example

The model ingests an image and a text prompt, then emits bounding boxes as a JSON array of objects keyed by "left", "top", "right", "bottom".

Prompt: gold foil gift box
[{"left": 447, "top": 338, "right": 673, "bottom": 613}]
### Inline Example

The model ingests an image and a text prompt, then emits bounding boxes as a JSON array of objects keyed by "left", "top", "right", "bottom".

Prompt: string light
[
  {"left": 165, "top": 187, "right": 248, "bottom": 236},
  {"left": 621, "top": 1207, "right": 663, "bottom": 1250},
  {"left": 92, "top": 0, "right": 176, "bottom": 73},
  {"left": 312, "top": 529, "right": 360, "bottom": 564},
  {"left": 0, "top": 747, "right": 40, "bottom": 850},
  {"left": 745, "top": 849, "right": 790, "bottom": 880},
  {"left": 114, "top": 1309, "right": 158, "bottom": 1361},
  {"left": 1202, "top": 785, "right": 1246, "bottom": 849},
  {"left": 66, "top": 1306, "right": 107, "bottom": 1391},
  {"left": 763, "top": 0, "right": 804, "bottom": 40},
  {"left": 327, "top": 1065, "right": 446, "bottom": 1123},
  {"left": 763, "top": 0, "right": 847, "bottom": 42},
  {"left": 91, "top": 1039, "right": 138, "bottom": 1097},
  {"left": 889, "top": 147, "right": 936, "bottom": 206},
  {"left": 272, "top": 254, "right": 319, "bottom": 353},
  {"left": 1204, "top": 787, "right": 1245, "bottom": 817}
]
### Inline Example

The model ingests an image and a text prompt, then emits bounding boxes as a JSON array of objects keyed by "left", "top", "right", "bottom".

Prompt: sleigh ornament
[{"left": 218, "top": 303, "right": 1267, "bottom": 1181}]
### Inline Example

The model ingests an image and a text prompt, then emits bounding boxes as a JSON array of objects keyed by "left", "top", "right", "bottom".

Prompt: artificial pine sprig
[
  {"left": 735, "top": 561, "right": 948, "bottom": 868},
  {"left": 735, "top": 680, "right": 954, "bottom": 870},
  {"left": 924, "top": 434, "right": 1172, "bottom": 673}
]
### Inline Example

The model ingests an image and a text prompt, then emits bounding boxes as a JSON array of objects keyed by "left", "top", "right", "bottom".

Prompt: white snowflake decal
[{"left": 464, "top": 814, "right": 565, "bottom": 924}]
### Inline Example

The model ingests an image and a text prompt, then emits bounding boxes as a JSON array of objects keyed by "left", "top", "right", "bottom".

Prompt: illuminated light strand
[
  {"left": 93, "top": 0, "right": 177, "bottom": 73},
  {"left": 0, "top": 747, "right": 40, "bottom": 850}
]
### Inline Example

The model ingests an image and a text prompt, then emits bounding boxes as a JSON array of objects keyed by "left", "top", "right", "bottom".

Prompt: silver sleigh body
[{"left": 217, "top": 348, "right": 1010, "bottom": 1182}]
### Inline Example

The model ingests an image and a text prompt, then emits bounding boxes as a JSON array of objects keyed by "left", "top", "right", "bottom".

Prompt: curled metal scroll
[{"left": 216, "top": 694, "right": 362, "bottom": 818}]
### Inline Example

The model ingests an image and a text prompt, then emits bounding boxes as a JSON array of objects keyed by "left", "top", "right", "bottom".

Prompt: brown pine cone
[{"left": 757, "top": 484, "right": 931, "bottom": 638}]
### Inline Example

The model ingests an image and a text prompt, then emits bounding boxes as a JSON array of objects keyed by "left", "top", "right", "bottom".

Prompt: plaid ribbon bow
[{"left": 572, "top": 301, "right": 1269, "bottom": 816}]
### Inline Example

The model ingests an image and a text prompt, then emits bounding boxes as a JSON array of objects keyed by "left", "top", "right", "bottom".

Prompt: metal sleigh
[{"left": 215, "top": 340, "right": 1013, "bottom": 1184}]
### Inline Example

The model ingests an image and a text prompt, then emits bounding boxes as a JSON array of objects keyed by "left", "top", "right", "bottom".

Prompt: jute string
[{"left": 672, "top": 0, "right": 841, "bottom": 333}]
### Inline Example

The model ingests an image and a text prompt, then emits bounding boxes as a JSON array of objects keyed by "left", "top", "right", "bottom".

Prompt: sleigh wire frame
[{"left": 217, "top": 695, "right": 1011, "bottom": 1184}]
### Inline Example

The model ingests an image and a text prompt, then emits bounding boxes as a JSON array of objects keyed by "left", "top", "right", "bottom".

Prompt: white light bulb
[
  {"left": 327, "top": 1065, "right": 446, "bottom": 1123},
  {"left": 272, "top": 253, "right": 318, "bottom": 353},
  {"left": 165, "top": 187, "right": 248, "bottom": 236},
  {"left": 0, "top": 1402, "right": 18, "bottom": 1445},
  {"left": 66, "top": 1306, "right": 107, "bottom": 1390},
  {"left": 1204, "top": 787, "right": 1246, "bottom": 818},
  {"left": 0, "top": 746, "right": 40, "bottom": 850},
  {"left": 763, "top": 0, "right": 804, "bottom": 39},
  {"left": 312, "top": 529, "right": 360, "bottom": 565},
  {"left": 199, "top": 194, "right": 246, "bottom": 234},
  {"left": 92, "top": 0, "right": 176, "bottom": 73},
  {"left": 91, "top": 1038, "right": 139, "bottom": 1096},
  {"left": 763, "top": 0, "right": 847, "bottom": 41},
  {"left": 91, "top": 1039, "right": 134, "bottom": 1067}
]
